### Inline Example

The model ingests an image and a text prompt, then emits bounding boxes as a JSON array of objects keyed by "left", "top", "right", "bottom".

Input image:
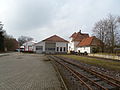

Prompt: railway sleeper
[
  {"left": 51, "top": 56, "right": 116, "bottom": 90},
  {"left": 60, "top": 69, "right": 89, "bottom": 89},
  {"left": 57, "top": 64, "right": 83, "bottom": 89},
  {"left": 89, "top": 77, "right": 102, "bottom": 82},
  {"left": 96, "top": 81, "right": 118, "bottom": 90},
  {"left": 68, "top": 64, "right": 118, "bottom": 89},
  {"left": 56, "top": 56, "right": 120, "bottom": 89}
]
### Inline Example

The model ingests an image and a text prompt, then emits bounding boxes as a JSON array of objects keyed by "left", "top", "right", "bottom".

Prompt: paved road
[{"left": 0, "top": 53, "right": 62, "bottom": 90}]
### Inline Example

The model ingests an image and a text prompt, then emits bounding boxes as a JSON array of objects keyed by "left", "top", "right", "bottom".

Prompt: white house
[
  {"left": 21, "top": 41, "right": 37, "bottom": 52},
  {"left": 34, "top": 35, "right": 68, "bottom": 54},
  {"left": 76, "top": 36, "right": 103, "bottom": 53},
  {"left": 68, "top": 30, "right": 89, "bottom": 52}
]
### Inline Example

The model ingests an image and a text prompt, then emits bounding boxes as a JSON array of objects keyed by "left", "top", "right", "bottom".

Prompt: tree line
[
  {"left": 92, "top": 14, "right": 120, "bottom": 53},
  {"left": 0, "top": 22, "right": 19, "bottom": 52},
  {"left": 0, "top": 21, "right": 34, "bottom": 52}
]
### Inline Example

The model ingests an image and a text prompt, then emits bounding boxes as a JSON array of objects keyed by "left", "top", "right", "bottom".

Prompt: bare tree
[
  {"left": 93, "top": 19, "right": 108, "bottom": 43},
  {"left": 18, "top": 36, "right": 33, "bottom": 46},
  {"left": 92, "top": 14, "right": 120, "bottom": 53},
  {"left": 93, "top": 19, "right": 108, "bottom": 52}
]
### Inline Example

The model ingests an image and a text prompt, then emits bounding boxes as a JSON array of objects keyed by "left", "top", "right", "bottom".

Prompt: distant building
[
  {"left": 21, "top": 41, "right": 36, "bottom": 52},
  {"left": 76, "top": 36, "right": 103, "bottom": 53},
  {"left": 34, "top": 35, "right": 68, "bottom": 54},
  {"left": 68, "top": 30, "right": 103, "bottom": 53},
  {"left": 68, "top": 30, "right": 89, "bottom": 52}
]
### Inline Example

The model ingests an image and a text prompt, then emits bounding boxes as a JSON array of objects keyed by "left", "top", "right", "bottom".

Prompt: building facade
[
  {"left": 34, "top": 35, "right": 68, "bottom": 54},
  {"left": 76, "top": 36, "right": 103, "bottom": 53},
  {"left": 68, "top": 30, "right": 89, "bottom": 52},
  {"left": 21, "top": 41, "right": 36, "bottom": 52}
]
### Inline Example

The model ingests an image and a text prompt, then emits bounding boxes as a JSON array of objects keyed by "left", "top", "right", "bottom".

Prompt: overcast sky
[{"left": 0, "top": 0, "right": 120, "bottom": 41}]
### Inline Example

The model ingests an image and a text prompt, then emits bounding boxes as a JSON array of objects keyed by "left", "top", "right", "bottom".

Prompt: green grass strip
[{"left": 57, "top": 55, "right": 120, "bottom": 72}]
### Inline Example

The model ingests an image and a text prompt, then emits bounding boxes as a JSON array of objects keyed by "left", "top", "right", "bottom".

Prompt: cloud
[
  {"left": 0, "top": 0, "right": 120, "bottom": 41},
  {"left": 7, "top": 0, "right": 62, "bottom": 31}
]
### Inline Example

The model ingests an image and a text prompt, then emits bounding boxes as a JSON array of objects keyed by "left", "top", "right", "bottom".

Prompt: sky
[{"left": 0, "top": 0, "right": 120, "bottom": 42}]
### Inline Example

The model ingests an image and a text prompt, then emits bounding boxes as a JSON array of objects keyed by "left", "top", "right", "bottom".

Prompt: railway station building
[
  {"left": 68, "top": 30, "right": 103, "bottom": 53},
  {"left": 68, "top": 30, "right": 89, "bottom": 52},
  {"left": 34, "top": 35, "right": 68, "bottom": 54},
  {"left": 76, "top": 36, "right": 103, "bottom": 53}
]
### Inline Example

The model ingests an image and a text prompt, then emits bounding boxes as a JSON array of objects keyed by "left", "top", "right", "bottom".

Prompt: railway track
[{"left": 48, "top": 55, "right": 120, "bottom": 90}]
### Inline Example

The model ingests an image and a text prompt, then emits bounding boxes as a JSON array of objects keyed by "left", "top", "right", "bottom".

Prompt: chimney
[{"left": 79, "top": 30, "right": 81, "bottom": 33}]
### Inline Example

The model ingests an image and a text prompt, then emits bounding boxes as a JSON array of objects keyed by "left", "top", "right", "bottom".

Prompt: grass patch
[
  {"left": 95, "top": 53, "right": 117, "bottom": 56},
  {"left": 57, "top": 55, "right": 120, "bottom": 72}
]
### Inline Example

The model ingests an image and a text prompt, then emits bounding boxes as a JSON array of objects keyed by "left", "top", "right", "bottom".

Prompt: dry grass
[{"left": 57, "top": 55, "right": 120, "bottom": 71}]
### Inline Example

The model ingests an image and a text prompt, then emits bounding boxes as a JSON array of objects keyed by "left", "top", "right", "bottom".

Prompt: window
[
  {"left": 64, "top": 47, "right": 66, "bottom": 52},
  {"left": 57, "top": 47, "right": 59, "bottom": 52},
  {"left": 48, "top": 48, "right": 55, "bottom": 50},
  {"left": 60, "top": 47, "right": 62, "bottom": 52},
  {"left": 36, "top": 46, "right": 43, "bottom": 50},
  {"left": 84, "top": 47, "right": 85, "bottom": 50}
]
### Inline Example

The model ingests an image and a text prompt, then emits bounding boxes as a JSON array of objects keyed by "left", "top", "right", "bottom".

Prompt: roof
[
  {"left": 70, "top": 31, "right": 89, "bottom": 42},
  {"left": 70, "top": 32, "right": 77, "bottom": 38},
  {"left": 42, "top": 35, "right": 68, "bottom": 42},
  {"left": 20, "top": 46, "right": 24, "bottom": 48},
  {"left": 77, "top": 36, "right": 95, "bottom": 47},
  {"left": 23, "top": 40, "right": 37, "bottom": 46}
]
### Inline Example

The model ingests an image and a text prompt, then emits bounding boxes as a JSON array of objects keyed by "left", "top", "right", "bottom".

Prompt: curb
[{"left": 0, "top": 54, "right": 9, "bottom": 57}]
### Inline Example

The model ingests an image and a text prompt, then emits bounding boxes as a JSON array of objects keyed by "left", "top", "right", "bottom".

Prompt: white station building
[
  {"left": 68, "top": 30, "right": 89, "bottom": 52},
  {"left": 68, "top": 30, "right": 103, "bottom": 53},
  {"left": 34, "top": 35, "right": 68, "bottom": 54},
  {"left": 76, "top": 36, "right": 103, "bottom": 53}
]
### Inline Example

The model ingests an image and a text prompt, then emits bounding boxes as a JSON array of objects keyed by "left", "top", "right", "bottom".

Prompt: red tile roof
[
  {"left": 70, "top": 32, "right": 77, "bottom": 38},
  {"left": 42, "top": 35, "right": 68, "bottom": 42},
  {"left": 77, "top": 36, "right": 95, "bottom": 47},
  {"left": 70, "top": 32, "right": 89, "bottom": 42}
]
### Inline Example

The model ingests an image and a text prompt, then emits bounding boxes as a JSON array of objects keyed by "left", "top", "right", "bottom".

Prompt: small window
[
  {"left": 64, "top": 47, "right": 66, "bottom": 52},
  {"left": 57, "top": 47, "right": 59, "bottom": 52},
  {"left": 60, "top": 47, "right": 62, "bottom": 52}
]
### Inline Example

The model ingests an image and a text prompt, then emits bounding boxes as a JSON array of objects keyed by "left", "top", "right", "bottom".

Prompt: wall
[
  {"left": 56, "top": 42, "right": 68, "bottom": 52},
  {"left": 68, "top": 37, "right": 74, "bottom": 52},
  {"left": 34, "top": 41, "right": 68, "bottom": 54},
  {"left": 23, "top": 41, "right": 35, "bottom": 51},
  {"left": 34, "top": 42, "right": 45, "bottom": 53},
  {"left": 68, "top": 37, "right": 79, "bottom": 52},
  {"left": 74, "top": 41, "right": 79, "bottom": 52},
  {"left": 77, "top": 46, "right": 91, "bottom": 53},
  {"left": 89, "top": 54, "right": 120, "bottom": 60},
  {"left": 45, "top": 42, "right": 56, "bottom": 54}
]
